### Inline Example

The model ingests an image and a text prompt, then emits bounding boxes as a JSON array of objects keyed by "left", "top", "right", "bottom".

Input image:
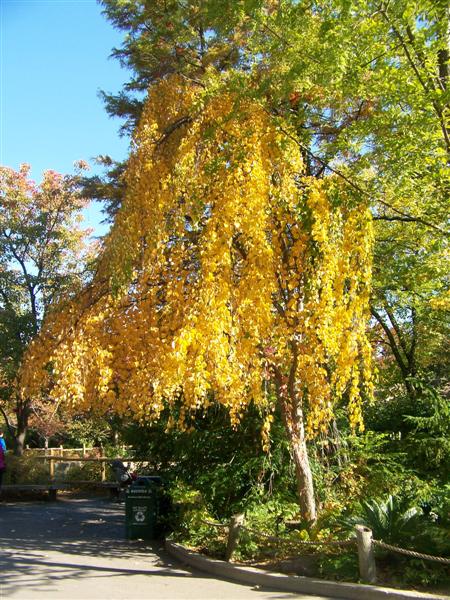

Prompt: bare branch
[{"left": 155, "top": 115, "right": 193, "bottom": 148}]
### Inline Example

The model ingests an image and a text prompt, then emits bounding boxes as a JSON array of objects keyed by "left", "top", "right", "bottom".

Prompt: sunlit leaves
[{"left": 21, "top": 76, "right": 373, "bottom": 441}]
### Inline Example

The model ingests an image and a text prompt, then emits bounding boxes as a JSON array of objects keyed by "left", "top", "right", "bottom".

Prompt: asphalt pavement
[{"left": 0, "top": 496, "right": 333, "bottom": 600}]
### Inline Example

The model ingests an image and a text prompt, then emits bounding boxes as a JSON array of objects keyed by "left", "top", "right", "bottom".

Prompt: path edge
[{"left": 165, "top": 540, "right": 449, "bottom": 600}]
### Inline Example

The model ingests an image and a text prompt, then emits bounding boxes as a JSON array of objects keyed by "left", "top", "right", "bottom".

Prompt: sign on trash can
[{"left": 125, "top": 476, "right": 162, "bottom": 540}]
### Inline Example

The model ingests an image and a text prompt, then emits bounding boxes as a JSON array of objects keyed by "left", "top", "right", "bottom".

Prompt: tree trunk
[
  {"left": 14, "top": 400, "right": 30, "bottom": 456},
  {"left": 14, "top": 429, "right": 26, "bottom": 456},
  {"left": 371, "top": 305, "right": 418, "bottom": 401},
  {"left": 279, "top": 397, "right": 317, "bottom": 523}
]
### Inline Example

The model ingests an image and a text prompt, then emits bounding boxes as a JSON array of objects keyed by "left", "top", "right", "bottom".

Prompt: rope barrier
[
  {"left": 241, "top": 526, "right": 355, "bottom": 547},
  {"left": 200, "top": 519, "right": 353, "bottom": 547},
  {"left": 199, "top": 518, "right": 449, "bottom": 565},
  {"left": 200, "top": 519, "right": 229, "bottom": 530},
  {"left": 372, "top": 540, "right": 450, "bottom": 565}
]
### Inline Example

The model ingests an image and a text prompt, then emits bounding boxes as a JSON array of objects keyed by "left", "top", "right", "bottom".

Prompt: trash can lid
[{"left": 132, "top": 476, "right": 163, "bottom": 487}]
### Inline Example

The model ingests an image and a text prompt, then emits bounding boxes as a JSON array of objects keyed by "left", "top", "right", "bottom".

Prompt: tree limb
[
  {"left": 155, "top": 116, "right": 193, "bottom": 147},
  {"left": 371, "top": 305, "right": 408, "bottom": 379},
  {"left": 0, "top": 404, "right": 16, "bottom": 436},
  {"left": 273, "top": 123, "right": 448, "bottom": 234}
]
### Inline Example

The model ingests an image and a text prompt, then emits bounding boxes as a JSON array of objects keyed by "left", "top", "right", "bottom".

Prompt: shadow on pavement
[
  {"left": 0, "top": 498, "right": 300, "bottom": 599},
  {"left": 0, "top": 498, "right": 194, "bottom": 598}
]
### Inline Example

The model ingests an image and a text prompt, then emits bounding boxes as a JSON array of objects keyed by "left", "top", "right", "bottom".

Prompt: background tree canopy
[{"left": 0, "top": 164, "right": 92, "bottom": 453}]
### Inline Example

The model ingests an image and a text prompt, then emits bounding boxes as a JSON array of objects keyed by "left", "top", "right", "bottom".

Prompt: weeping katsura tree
[{"left": 20, "top": 76, "right": 373, "bottom": 521}]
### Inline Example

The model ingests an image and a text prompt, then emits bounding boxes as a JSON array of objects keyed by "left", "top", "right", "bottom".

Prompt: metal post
[
  {"left": 355, "top": 525, "right": 377, "bottom": 584},
  {"left": 226, "top": 514, "right": 245, "bottom": 561}
]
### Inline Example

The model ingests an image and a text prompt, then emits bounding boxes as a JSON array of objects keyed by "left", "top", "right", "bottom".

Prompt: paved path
[{"left": 0, "top": 497, "right": 334, "bottom": 600}]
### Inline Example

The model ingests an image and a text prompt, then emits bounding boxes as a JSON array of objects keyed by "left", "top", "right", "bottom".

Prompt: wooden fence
[
  {"left": 24, "top": 445, "right": 130, "bottom": 457},
  {"left": 24, "top": 446, "right": 142, "bottom": 482}
]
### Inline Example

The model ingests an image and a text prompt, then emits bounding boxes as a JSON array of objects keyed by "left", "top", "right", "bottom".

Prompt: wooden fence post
[
  {"left": 355, "top": 525, "right": 377, "bottom": 584},
  {"left": 49, "top": 448, "right": 55, "bottom": 481},
  {"left": 100, "top": 447, "right": 106, "bottom": 482},
  {"left": 226, "top": 513, "right": 245, "bottom": 562}
]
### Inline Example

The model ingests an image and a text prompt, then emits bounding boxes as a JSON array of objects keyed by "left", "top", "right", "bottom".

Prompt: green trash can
[{"left": 125, "top": 476, "right": 162, "bottom": 540}]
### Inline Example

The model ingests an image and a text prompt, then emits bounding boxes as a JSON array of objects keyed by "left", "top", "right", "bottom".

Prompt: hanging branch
[{"left": 273, "top": 121, "right": 448, "bottom": 235}]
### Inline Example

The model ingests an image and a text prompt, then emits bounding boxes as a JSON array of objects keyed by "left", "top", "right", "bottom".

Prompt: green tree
[
  {"left": 97, "top": 0, "right": 449, "bottom": 445},
  {"left": 60, "top": 0, "right": 447, "bottom": 514},
  {"left": 97, "top": 0, "right": 449, "bottom": 337},
  {"left": 240, "top": 0, "right": 449, "bottom": 398},
  {"left": 0, "top": 164, "right": 91, "bottom": 454}
]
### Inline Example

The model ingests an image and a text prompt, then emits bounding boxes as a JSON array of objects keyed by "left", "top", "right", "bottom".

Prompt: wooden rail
[
  {"left": 25, "top": 445, "right": 131, "bottom": 456},
  {"left": 2, "top": 483, "right": 70, "bottom": 501},
  {"left": 32, "top": 455, "right": 149, "bottom": 482},
  {"left": 2, "top": 481, "right": 122, "bottom": 500}
]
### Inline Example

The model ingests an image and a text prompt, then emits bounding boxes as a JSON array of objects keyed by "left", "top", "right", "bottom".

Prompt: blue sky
[{"left": 1, "top": 0, "right": 131, "bottom": 235}]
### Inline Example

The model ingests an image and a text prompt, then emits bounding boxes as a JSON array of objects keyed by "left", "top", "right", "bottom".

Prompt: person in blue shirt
[
  {"left": 0, "top": 430, "right": 5, "bottom": 491},
  {"left": 0, "top": 430, "right": 6, "bottom": 453}
]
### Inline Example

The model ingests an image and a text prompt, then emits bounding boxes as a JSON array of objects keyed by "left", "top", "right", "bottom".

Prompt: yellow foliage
[{"left": 20, "top": 75, "right": 373, "bottom": 438}]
